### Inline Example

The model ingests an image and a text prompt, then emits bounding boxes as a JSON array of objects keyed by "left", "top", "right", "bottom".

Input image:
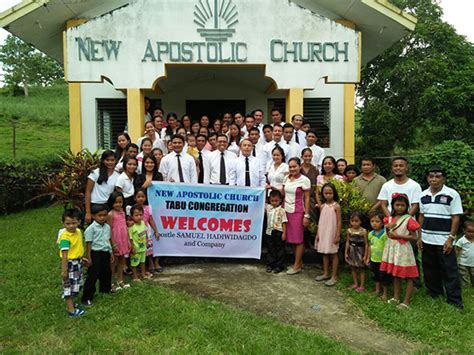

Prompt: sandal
[
  {"left": 398, "top": 303, "right": 410, "bottom": 310},
  {"left": 324, "top": 278, "right": 337, "bottom": 287},
  {"left": 118, "top": 281, "right": 130, "bottom": 289},
  {"left": 348, "top": 284, "right": 358, "bottom": 290},
  {"left": 156, "top": 267, "right": 163, "bottom": 273},
  {"left": 315, "top": 275, "right": 330, "bottom": 282},
  {"left": 68, "top": 308, "right": 85, "bottom": 317},
  {"left": 355, "top": 287, "right": 365, "bottom": 293},
  {"left": 387, "top": 298, "right": 400, "bottom": 305}
]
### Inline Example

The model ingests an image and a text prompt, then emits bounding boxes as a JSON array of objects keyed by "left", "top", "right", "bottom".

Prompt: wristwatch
[
  {"left": 448, "top": 234, "right": 456, "bottom": 240},
  {"left": 304, "top": 214, "right": 310, "bottom": 219}
]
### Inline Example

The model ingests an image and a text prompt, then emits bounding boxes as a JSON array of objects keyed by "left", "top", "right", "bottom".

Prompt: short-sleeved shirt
[
  {"left": 420, "top": 185, "right": 463, "bottom": 245},
  {"left": 368, "top": 229, "right": 388, "bottom": 262},
  {"left": 353, "top": 174, "right": 386, "bottom": 204},
  {"left": 115, "top": 172, "right": 135, "bottom": 198},
  {"left": 456, "top": 236, "right": 474, "bottom": 267},
  {"left": 88, "top": 168, "right": 119, "bottom": 204},
  {"left": 58, "top": 228, "right": 84, "bottom": 259},
  {"left": 84, "top": 221, "right": 112, "bottom": 252},
  {"left": 128, "top": 222, "right": 147, "bottom": 253},
  {"left": 283, "top": 174, "right": 311, "bottom": 214},
  {"left": 377, "top": 178, "right": 422, "bottom": 212},
  {"left": 265, "top": 204, "right": 288, "bottom": 234}
]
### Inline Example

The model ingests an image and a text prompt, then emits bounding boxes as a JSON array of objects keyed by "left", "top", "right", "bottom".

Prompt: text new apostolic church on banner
[{"left": 148, "top": 182, "right": 265, "bottom": 259}]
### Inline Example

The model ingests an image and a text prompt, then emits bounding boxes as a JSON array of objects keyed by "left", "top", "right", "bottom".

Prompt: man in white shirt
[
  {"left": 303, "top": 130, "right": 325, "bottom": 171},
  {"left": 291, "top": 114, "right": 307, "bottom": 148},
  {"left": 263, "top": 124, "right": 288, "bottom": 171},
  {"left": 241, "top": 115, "right": 255, "bottom": 138},
  {"left": 252, "top": 109, "right": 264, "bottom": 133},
  {"left": 377, "top": 157, "right": 422, "bottom": 216},
  {"left": 207, "top": 134, "right": 237, "bottom": 185},
  {"left": 282, "top": 123, "right": 301, "bottom": 161},
  {"left": 229, "top": 139, "right": 266, "bottom": 187},
  {"left": 159, "top": 134, "right": 197, "bottom": 183},
  {"left": 418, "top": 165, "right": 463, "bottom": 309},
  {"left": 270, "top": 108, "right": 283, "bottom": 126},
  {"left": 196, "top": 134, "right": 210, "bottom": 184}
]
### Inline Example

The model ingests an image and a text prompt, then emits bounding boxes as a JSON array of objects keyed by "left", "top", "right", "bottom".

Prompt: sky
[{"left": 0, "top": 0, "right": 473, "bottom": 80}]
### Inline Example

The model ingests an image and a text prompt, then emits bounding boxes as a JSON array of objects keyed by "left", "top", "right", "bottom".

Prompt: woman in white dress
[{"left": 266, "top": 146, "right": 289, "bottom": 193}]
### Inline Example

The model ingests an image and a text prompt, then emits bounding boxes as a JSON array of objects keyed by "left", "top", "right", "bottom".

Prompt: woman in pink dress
[{"left": 282, "top": 157, "right": 311, "bottom": 275}]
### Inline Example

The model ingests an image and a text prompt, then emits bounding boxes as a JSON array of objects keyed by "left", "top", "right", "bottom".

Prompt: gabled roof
[{"left": 1, "top": 0, "right": 416, "bottom": 64}]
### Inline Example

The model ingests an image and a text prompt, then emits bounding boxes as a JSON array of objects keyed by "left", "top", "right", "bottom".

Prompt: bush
[
  {"left": 0, "top": 156, "right": 62, "bottom": 214},
  {"left": 408, "top": 140, "right": 473, "bottom": 221}
]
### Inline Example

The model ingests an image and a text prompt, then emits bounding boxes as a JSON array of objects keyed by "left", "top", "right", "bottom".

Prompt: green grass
[
  {"left": 337, "top": 268, "right": 474, "bottom": 353},
  {"left": 0, "top": 84, "right": 69, "bottom": 160},
  {"left": 0, "top": 206, "right": 351, "bottom": 354}
]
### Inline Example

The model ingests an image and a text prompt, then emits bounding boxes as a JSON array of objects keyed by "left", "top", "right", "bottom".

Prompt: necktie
[
  {"left": 245, "top": 157, "right": 251, "bottom": 187},
  {"left": 198, "top": 152, "right": 204, "bottom": 183},
  {"left": 275, "top": 142, "right": 280, "bottom": 149},
  {"left": 176, "top": 154, "right": 184, "bottom": 182},
  {"left": 219, "top": 152, "right": 226, "bottom": 184},
  {"left": 252, "top": 146, "right": 256, "bottom": 157},
  {"left": 295, "top": 130, "right": 300, "bottom": 144}
]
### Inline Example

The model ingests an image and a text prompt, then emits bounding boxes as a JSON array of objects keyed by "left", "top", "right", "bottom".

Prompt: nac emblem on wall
[{"left": 194, "top": 0, "right": 239, "bottom": 42}]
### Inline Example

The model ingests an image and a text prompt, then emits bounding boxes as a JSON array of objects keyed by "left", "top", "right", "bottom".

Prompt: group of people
[{"left": 57, "top": 106, "right": 472, "bottom": 317}]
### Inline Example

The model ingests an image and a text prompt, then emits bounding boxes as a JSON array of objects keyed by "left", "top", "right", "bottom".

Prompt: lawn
[
  {"left": 0, "top": 84, "right": 69, "bottom": 160},
  {"left": 0, "top": 206, "right": 351, "bottom": 354},
  {"left": 337, "top": 267, "right": 474, "bottom": 353}
]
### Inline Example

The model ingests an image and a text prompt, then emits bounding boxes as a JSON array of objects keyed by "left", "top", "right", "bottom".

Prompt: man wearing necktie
[
  {"left": 159, "top": 134, "right": 197, "bottom": 183},
  {"left": 196, "top": 134, "right": 210, "bottom": 184},
  {"left": 208, "top": 134, "right": 237, "bottom": 185},
  {"left": 283, "top": 123, "right": 302, "bottom": 161},
  {"left": 263, "top": 124, "right": 288, "bottom": 171},
  {"left": 291, "top": 114, "right": 307, "bottom": 148},
  {"left": 229, "top": 139, "right": 266, "bottom": 187}
]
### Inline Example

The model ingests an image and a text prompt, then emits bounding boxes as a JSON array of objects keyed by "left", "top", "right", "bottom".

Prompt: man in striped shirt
[{"left": 418, "top": 165, "right": 464, "bottom": 309}]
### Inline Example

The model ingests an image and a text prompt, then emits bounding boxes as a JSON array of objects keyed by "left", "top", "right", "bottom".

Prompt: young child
[
  {"left": 380, "top": 193, "right": 420, "bottom": 309},
  {"left": 57, "top": 208, "right": 88, "bottom": 317},
  {"left": 456, "top": 221, "right": 474, "bottom": 287},
  {"left": 265, "top": 190, "right": 288, "bottom": 274},
  {"left": 365, "top": 211, "right": 391, "bottom": 300},
  {"left": 186, "top": 134, "right": 199, "bottom": 159},
  {"left": 345, "top": 211, "right": 368, "bottom": 292},
  {"left": 315, "top": 183, "right": 342, "bottom": 287},
  {"left": 81, "top": 205, "right": 114, "bottom": 305},
  {"left": 133, "top": 188, "right": 161, "bottom": 274},
  {"left": 115, "top": 156, "right": 138, "bottom": 208},
  {"left": 128, "top": 205, "right": 150, "bottom": 281},
  {"left": 107, "top": 192, "right": 131, "bottom": 290},
  {"left": 344, "top": 165, "right": 360, "bottom": 183}
]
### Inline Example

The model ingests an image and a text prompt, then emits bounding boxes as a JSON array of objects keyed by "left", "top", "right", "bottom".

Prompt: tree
[
  {"left": 357, "top": 0, "right": 474, "bottom": 161},
  {"left": 0, "top": 35, "right": 64, "bottom": 96}
]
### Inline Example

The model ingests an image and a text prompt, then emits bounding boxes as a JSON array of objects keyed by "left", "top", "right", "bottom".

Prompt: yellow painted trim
[
  {"left": 343, "top": 84, "right": 355, "bottom": 164},
  {"left": 127, "top": 89, "right": 145, "bottom": 143},
  {"left": 0, "top": 0, "right": 47, "bottom": 26},
  {"left": 64, "top": 19, "right": 87, "bottom": 153},
  {"left": 357, "top": 32, "right": 362, "bottom": 82},
  {"left": 69, "top": 83, "right": 82, "bottom": 154},
  {"left": 285, "top": 88, "right": 304, "bottom": 123},
  {"left": 362, "top": 0, "right": 417, "bottom": 30}
]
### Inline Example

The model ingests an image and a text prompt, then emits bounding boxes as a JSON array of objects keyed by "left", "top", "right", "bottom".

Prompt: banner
[{"left": 148, "top": 182, "right": 265, "bottom": 259}]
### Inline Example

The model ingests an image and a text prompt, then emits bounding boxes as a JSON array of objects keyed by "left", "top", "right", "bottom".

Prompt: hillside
[{"left": 0, "top": 84, "right": 69, "bottom": 160}]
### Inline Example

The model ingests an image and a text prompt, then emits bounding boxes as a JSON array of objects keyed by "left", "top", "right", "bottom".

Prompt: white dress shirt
[
  {"left": 292, "top": 129, "right": 307, "bottom": 149},
  {"left": 267, "top": 162, "right": 289, "bottom": 190},
  {"left": 229, "top": 155, "right": 266, "bottom": 187},
  {"left": 263, "top": 140, "right": 289, "bottom": 171},
  {"left": 159, "top": 151, "right": 197, "bottom": 183},
  {"left": 207, "top": 150, "right": 237, "bottom": 184},
  {"left": 283, "top": 140, "right": 301, "bottom": 161},
  {"left": 304, "top": 144, "right": 325, "bottom": 171}
]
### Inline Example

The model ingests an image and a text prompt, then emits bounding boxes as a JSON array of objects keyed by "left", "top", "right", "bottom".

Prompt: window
[
  {"left": 303, "top": 98, "right": 330, "bottom": 148},
  {"left": 96, "top": 99, "right": 127, "bottom": 150}
]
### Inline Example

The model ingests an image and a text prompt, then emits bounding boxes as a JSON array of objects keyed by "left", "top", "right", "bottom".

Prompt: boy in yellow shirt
[{"left": 57, "top": 208, "right": 89, "bottom": 317}]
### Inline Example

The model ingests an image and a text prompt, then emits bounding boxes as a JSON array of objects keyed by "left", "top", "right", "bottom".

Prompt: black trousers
[
  {"left": 422, "top": 242, "right": 463, "bottom": 308},
  {"left": 82, "top": 250, "right": 112, "bottom": 302},
  {"left": 266, "top": 230, "right": 285, "bottom": 269}
]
